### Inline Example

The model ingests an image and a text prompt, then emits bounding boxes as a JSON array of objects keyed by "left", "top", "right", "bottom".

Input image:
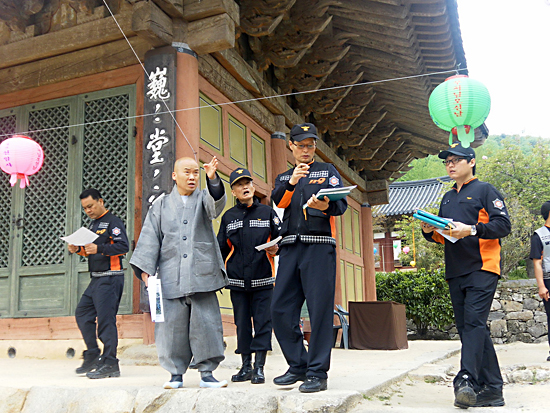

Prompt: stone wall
[{"left": 407, "top": 279, "right": 549, "bottom": 343}]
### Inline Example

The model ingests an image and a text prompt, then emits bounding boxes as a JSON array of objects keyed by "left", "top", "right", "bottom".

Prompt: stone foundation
[{"left": 407, "top": 279, "right": 549, "bottom": 344}]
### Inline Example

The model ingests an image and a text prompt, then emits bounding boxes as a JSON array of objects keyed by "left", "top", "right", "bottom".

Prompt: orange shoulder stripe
[{"left": 277, "top": 189, "right": 294, "bottom": 208}]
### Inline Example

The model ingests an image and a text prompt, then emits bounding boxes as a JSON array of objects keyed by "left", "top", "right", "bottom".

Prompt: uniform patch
[
  {"left": 329, "top": 175, "right": 339, "bottom": 187},
  {"left": 250, "top": 219, "right": 270, "bottom": 228},
  {"left": 98, "top": 222, "right": 109, "bottom": 229},
  {"left": 493, "top": 198, "right": 504, "bottom": 210},
  {"left": 279, "top": 175, "right": 290, "bottom": 181},
  {"left": 112, "top": 227, "right": 121, "bottom": 236},
  {"left": 308, "top": 171, "right": 329, "bottom": 179},
  {"left": 273, "top": 216, "right": 280, "bottom": 226},
  {"left": 227, "top": 220, "right": 243, "bottom": 232}
]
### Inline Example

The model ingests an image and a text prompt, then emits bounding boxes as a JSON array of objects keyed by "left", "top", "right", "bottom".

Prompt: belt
[
  {"left": 91, "top": 270, "right": 124, "bottom": 277},
  {"left": 280, "top": 235, "right": 336, "bottom": 246}
]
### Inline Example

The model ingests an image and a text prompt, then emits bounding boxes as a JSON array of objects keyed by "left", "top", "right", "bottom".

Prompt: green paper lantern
[{"left": 428, "top": 75, "right": 491, "bottom": 148}]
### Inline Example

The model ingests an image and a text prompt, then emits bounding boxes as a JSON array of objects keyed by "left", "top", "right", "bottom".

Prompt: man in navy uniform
[
  {"left": 217, "top": 168, "right": 281, "bottom": 384},
  {"left": 529, "top": 201, "right": 550, "bottom": 362},
  {"left": 271, "top": 123, "right": 347, "bottom": 393},
  {"left": 69, "top": 189, "right": 129, "bottom": 379},
  {"left": 422, "top": 143, "right": 510, "bottom": 408}
]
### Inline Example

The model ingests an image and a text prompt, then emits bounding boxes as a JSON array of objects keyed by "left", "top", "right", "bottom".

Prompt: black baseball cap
[
  {"left": 290, "top": 123, "right": 319, "bottom": 142},
  {"left": 541, "top": 201, "right": 550, "bottom": 220},
  {"left": 438, "top": 142, "right": 476, "bottom": 160},
  {"left": 229, "top": 168, "right": 253, "bottom": 186}
]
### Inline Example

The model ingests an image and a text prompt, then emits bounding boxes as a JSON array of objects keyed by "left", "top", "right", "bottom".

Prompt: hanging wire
[{"left": 0, "top": 67, "right": 466, "bottom": 140}]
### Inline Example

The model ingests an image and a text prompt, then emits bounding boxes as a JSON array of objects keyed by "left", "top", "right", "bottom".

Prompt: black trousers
[
  {"left": 230, "top": 288, "right": 273, "bottom": 354},
  {"left": 543, "top": 279, "right": 550, "bottom": 347},
  {"left": 448, "top": 270, "right": 503, "bottom": 392},
  {"left": 75, "top": 275, "right": 124, "bottom": 364},
  {"left": 271, "top": 242, "right": 336, "bottom": 379}
]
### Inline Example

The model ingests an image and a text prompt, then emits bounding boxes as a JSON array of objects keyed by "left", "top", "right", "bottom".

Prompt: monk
[{"left": 130, "top": 156, "right": 229, "bottom": 389}]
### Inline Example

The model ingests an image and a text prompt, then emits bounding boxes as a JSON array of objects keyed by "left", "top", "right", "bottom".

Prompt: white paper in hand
[
  {"left": 147, "top": 275, "right": 165, "bottom": 323},
  {"left": 61, "top": 227, "right": 99, "bottom": 246},
  {"left": 255, "top": 236, "right": 282, "bottom": 251}
]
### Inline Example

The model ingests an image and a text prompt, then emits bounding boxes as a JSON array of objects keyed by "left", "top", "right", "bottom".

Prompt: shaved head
[
  {"left": 172, "top": 157, "right": 200, "bottom": 195},
  {"left": 174, "top": 157, "right": 198, "bottom": 172}
]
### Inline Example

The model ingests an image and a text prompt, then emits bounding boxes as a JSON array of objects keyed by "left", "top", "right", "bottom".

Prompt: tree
[{"left": 476, "top": 139, "right": 550, "bottom": 276}]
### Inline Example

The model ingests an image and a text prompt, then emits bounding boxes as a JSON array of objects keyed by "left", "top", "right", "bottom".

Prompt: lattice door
[{"left": 0, "top": 86, "right": 135, "bottom": 318}]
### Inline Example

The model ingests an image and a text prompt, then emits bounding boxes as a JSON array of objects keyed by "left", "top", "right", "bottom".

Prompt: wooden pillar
[
  {"left": 361, "top": 205, "right": 377, "bottom": 301},
  {"left": 271, "top": 131, "right": 288, "bottom": 180},
  {"left": 382, "top": 232, "right": 395, "bottom": 273},
  {"left": 174, "top": 42, "right": 200, "bottom": 160}
]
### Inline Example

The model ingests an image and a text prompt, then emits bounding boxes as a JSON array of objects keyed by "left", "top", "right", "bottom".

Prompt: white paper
[
  {"left": 147, "top": 275, "right": 165, "bottom": 323},
  {"left": 61, "top": 227, "right": 99, "bottom": 246},
  {"left": 255, "top": 236, "right": 282, "bottom": 251},
  {"left": 316, "top": 185, "right": 357, "bottom": 196}
]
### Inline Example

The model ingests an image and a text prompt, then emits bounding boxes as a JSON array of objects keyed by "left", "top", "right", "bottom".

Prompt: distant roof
[{"left": 373, "top": 176, "right": 452, "bottom": 217}]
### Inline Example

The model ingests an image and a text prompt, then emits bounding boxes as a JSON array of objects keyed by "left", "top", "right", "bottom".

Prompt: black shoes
[
  {"left": 86, "top": 361, "right": 120, "bottom": 379},
  {"left": 547, "top": 352, "right": 550, "bottom": 362},
  {"left": 232, "top": 354, "right": 253, "bottom": 382},
  {"left": 251, "top": 351, "right": 267, "bottom": 384},
  {"left": 454, "top": 376, "right": 476, "bottom": 409},
  {"left": 474, "top": 386, "right": 505, "bottom": 407},
  {"left": 299, "top": 376, "right": 328, "bottom": 393},
  {"left": 273, "top": 370, "right": 306, "bottom": 385},
  {"left": 75, "top": 350, "right": 100, "bottom": 375}
]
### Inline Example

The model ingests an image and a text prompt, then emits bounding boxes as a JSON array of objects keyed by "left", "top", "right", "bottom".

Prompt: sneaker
[
  {"left": 299, "top": 376, "right": 328, "bottom": 393},
  {"left": 200, "top": 375, "right": 228, "bottom": 388},
  {"left": 86, "top": 362, "right": 120, "bottom": 379},
  {"left": 75, "top": 351, "right": 100, "bottom": 375},
  {"left": 163, "top": 375, "right": 183, "bottom": 389},
  {"left": 474, "top": 386, "right": 505, "bottom": 407},
  {"left": 454, "top": 376, "right": 476, "bottom": 409}
]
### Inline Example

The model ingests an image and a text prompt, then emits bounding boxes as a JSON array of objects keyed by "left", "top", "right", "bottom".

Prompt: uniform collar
[
  {"left": 452, "top": 176, "right": 477, "bottom": 191},
  {"left": 236, "top": 197, "right": 259, "bottom": 209}
]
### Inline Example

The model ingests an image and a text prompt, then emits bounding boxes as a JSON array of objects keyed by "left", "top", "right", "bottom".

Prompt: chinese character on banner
[
  {"left": 147, "top": 67, "right": 171, "bottom": 101},
  {"left": 147, "top": 128, "right": 170, "bottom": 165}
]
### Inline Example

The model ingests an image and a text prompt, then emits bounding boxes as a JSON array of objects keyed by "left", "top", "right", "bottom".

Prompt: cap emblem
[{"left": 301, "top": 126, "right": 310, "bottom": 131}]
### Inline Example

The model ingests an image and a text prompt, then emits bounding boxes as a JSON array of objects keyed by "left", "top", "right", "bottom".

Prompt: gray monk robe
[{"left": 130, "top": 179, "right": 228, "bottom": 376}]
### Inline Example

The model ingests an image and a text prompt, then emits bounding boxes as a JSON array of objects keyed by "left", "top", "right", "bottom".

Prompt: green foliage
[
  {"left": 396, "top": 156, "right": 447, "bottom": 182},
  {"left": 376, "top": 269, "right": 454, "bottom": 337},
  {"left": 394, "top": 208, "right": 447, "bottom": 271},
  {"left": 507, "top": 267, "right": 528, "bottom": 280},
  {"left": 476, "top": 137, "right": 550, "bottom": 277}
]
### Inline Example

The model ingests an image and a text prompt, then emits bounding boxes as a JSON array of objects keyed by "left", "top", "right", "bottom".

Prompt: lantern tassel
[
  {"left": 20, "top": 175, "right": 29, "bottom": 189},
  {"left": 9, "top": 174, "right": 17, "bottom": 187},
  {"left": 450, "top": 125, "right": 475, "bottom": 148}
]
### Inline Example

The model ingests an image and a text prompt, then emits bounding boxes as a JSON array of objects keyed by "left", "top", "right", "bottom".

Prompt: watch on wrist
[{"left": 470, "top": 225, "right": 477, "bottom": 236}]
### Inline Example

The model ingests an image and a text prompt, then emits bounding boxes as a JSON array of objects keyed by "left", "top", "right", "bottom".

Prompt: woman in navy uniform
[{"left": 218, "top": 168, "right": 281, "bottom": 384}]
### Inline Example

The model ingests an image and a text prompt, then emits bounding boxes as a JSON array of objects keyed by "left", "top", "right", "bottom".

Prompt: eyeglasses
[
  {"left": 442, "top": 157, "right": 469, "bottom": 166},
  {"left": 294, "top": 143, "right": 315, "bottom": 150}
]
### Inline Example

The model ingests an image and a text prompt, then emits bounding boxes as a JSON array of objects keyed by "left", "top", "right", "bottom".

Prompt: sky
[{"left": 456, "top": 0, "right": 550, "bottom": 139}]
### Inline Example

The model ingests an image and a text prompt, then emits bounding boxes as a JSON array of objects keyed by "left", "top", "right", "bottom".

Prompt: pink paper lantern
[
  {"left": 0, "top": 135, "right": 44, "bottom": 188},
  {"left": 403, "top": 246, "right": 410, "bottom": 254}
]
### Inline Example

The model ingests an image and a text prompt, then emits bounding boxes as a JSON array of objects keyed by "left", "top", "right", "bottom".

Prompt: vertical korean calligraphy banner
[
  {"left": 140, "top": 46, "right": 177, "bottom": 312},
  {"left": 142, "top": 46, "right": 177, "bottom": 222}
]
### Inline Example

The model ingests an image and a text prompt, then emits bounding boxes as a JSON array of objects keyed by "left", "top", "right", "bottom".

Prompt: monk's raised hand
[{"left": 203, "top": 156, "right": 219, "bottom": 180}]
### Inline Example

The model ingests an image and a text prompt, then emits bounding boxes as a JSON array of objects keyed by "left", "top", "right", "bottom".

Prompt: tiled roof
[{"left": 373, "top": 176, "right": 452, "bottom": 217}]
